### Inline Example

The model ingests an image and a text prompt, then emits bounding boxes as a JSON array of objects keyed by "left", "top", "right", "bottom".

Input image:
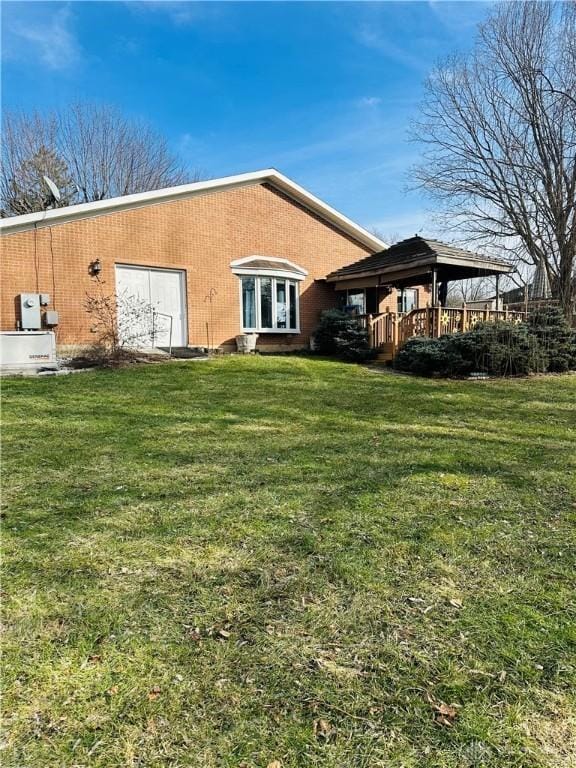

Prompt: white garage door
[{"left": 115, "top": 265, "right": 187, "bottom": 348}]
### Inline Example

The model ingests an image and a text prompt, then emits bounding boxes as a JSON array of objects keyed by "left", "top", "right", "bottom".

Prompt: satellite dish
[{"left": 43, "top": 175, "right": 61, "bottom": 202}]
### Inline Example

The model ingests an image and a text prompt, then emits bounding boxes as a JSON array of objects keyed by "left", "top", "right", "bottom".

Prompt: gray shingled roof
[
  {"left": 237, "top": 259, "right": 298, "bottom": 272},
  {"left": 327, "top": 236, "right": 512, "bottom": 279}
]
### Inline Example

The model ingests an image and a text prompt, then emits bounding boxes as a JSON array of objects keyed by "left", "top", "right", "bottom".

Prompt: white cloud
[
  {"left": 427, "top": 1, "right": 492, "bottom": 34},
  {"left": 9, "top": 7, "right": 80, "bottom": 71},
  {"left": 127, "top": 1, "right": 202, "bottom": 26},
  {"left": 358, "top": 96, "right": 382, "bottom": 108},
  {"left": 356, "top": 23, "right": 430, "bottom": 73}
]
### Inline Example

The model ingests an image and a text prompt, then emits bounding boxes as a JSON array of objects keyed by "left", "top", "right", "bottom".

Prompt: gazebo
[{"left": 325, "top": 236, "right": 525, "bottom": 360}]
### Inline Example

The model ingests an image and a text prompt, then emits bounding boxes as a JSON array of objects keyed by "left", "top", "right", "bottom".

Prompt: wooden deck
[{"left": 359, "top": 306, "right": 527, "bottom": 362}]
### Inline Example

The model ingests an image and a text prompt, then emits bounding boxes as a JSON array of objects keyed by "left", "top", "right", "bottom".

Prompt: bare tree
[
  {"left": 369, "top": 227, "right": 403, "bottom": 247},
  {"left": 447, "top": 277, "right": 494, "bottom": 306},
  {"left": 1, "top": 104, "right": 201, "bottom": 215},
  {"left": 1, "top": 113, "right": 75, "bottom": 216},
  {"left": 412, "top": 1, "right": 576, "bottom": 318}
]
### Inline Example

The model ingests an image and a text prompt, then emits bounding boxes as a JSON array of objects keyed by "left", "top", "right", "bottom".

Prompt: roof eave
[
  {"left": 434, "top": 254, "right": 514, "bottom": 274},
  {"left": 0, "top": 168, "right": 387, "bottom": 252},
  {"left": 326, "top": 252, "right": 513, "bottom": 282}
]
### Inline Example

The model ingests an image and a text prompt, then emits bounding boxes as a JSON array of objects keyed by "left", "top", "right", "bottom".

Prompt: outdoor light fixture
[{"left": 89, "top": 259, "right": 102, "bottom": 277}]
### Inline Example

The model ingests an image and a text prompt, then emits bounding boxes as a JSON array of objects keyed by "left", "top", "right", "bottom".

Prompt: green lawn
[{"left": 2, "top": 357, "right": 575, "bottom": 768}]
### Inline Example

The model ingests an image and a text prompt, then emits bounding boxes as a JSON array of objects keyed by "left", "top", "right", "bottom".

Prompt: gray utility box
[
  {"left": 44, "top": 310, "right": 59, "bottom": 327},
  {"left": 19, "top": 293, "right": 42, "bottom": 330}
]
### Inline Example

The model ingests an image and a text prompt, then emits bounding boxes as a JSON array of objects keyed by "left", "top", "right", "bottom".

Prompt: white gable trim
[
  {"left": 0, "top": 169, "right": 387, "bottom": 251},
  {"left": 230, "top": 256, "right": 308, "bottom": 281}
]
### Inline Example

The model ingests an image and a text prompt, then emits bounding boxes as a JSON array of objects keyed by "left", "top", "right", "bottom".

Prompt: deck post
[
  {"left": 367, "top": 313, "right": 374, "bottom": 348},
  {"left": 461, "top": 302, "right": 467, "bottom": 332},
  {"left": 431, "top": 267, "right": 438, "bottom": 306},
  {"left": 495, "top": 274, "right": 501, "bottom": 310}
]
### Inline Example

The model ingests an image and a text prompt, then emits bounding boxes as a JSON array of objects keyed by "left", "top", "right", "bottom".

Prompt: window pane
[
  {"left": 260, "top": 277, "right": 273, "bottom": 328},
  {"left": 276, "top": 279, "right": 287, "bottom": 328},
  {"left": 347, "top": 290, "right": 365, "bottom": 314},
  {"left": 289, "top": 282, "right": 297, "bottom": 329},
  {"left": 397, "top": 289, "right": 418, "bottom": 313},
  {"left": 242, "top": 277, "right": 256, "bottom": 328}
]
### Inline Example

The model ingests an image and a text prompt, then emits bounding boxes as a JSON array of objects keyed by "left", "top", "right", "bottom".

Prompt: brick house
[{"left": 0, "top": 169, "right": 431, "bottom": 353}]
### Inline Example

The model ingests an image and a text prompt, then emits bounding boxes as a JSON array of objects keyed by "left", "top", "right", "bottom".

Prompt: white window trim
[
  {"left": 232, "top": 256, "right": 305, "bottom": 334},
  {"left": 234, "top": 266, "right": 305, "bottom": 281},
  {"left": 238, "top": 275, "right": 301, "bottom": 334}
]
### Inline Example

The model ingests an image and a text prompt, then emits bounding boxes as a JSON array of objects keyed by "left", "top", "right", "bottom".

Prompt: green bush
[
  {"left": 394, "top": 321, "right": 549, "bottom": 377},
  {"left": 528, "top": 306, "right": 576, "bottom": 372},
  {"left": 313, "top": 309, "right": 374, "bottom": 362},
  {"left": 393, "top": 336, "right": 454, "bottom": 377}
]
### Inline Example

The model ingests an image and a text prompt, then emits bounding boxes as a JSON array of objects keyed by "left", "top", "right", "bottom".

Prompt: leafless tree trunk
[
  {"left": 1, "top": 104, "right": 202, "bottom": 216},
  {"left": 412, "top": 1, "right": 576, "bottom": 318}
]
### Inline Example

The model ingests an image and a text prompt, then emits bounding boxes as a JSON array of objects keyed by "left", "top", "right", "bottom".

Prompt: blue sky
[{"left": 2, "top": 1, "right": 491, "bottom": 239}]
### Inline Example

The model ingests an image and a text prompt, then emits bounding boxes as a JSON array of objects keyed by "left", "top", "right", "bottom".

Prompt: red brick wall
[{"left": 0, "top": 183, "right": 427, "bottom": 350}]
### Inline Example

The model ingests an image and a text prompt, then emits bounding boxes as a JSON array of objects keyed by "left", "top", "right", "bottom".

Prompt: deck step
[{"left": 375, "top": 342, "right": 396, "bottom": 362}]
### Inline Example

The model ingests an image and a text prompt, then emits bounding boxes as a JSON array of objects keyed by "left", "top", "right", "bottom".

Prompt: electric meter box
[{"left": 19, "top": 293, "right": 42, "bottom": 330}]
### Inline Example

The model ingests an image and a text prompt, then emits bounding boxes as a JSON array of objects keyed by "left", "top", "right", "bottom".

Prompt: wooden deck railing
[
  {"left": 368, "top": 312, "right": 398, "bottom": 349},
  {"left": 355, "top": 306, "right": 527, "bottom": 356}
]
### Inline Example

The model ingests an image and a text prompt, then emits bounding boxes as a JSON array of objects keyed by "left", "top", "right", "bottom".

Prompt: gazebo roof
[{"left": 326, "top": 236, "right": 513, "bottom": 287}]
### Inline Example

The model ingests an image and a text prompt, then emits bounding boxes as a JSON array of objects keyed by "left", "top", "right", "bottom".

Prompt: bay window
[
  {"left": 231, "top": 256, "right": 307, "bottom": 333},
  {"left": 240, "top": 275, "right": 300, "bottom": 332}
]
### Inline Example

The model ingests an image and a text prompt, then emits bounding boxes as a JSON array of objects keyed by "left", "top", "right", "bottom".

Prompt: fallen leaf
[
  {"left": 106, "top": 686, "right": 118, "bottom": 696},
  {"left": 267, "top": 761, "right": 282, "bottom": 768},
  {"left": 218, "top": 629, "right": 231, "bottom": 639},
  {"left": 449, "top": 598, "right": 463, "bottom": 609},
  {"left": 313, "top": 718, "right": 335, "bottom": 740},
  {"left": 434, "top": 702, "right": 458, "bottom": 717},
  {"left": 147, "top": 686, "right": 161, "bottom": 701},
  {"left": 432, "top": 700, "right": 459, "bottom": 726},
  {"left": 498, "top": 670, "right": 507, "bottom": 682},
  {"left": 88, "top": 654, "right": 102, "bottom": 663}
]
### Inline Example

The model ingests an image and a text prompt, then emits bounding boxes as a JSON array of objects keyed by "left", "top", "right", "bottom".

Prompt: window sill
[{"left": 242, "top": 328, "right": 301, "bottom": 334}]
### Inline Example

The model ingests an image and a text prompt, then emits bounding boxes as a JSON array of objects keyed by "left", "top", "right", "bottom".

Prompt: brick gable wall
[{"left": 1, "top": 183, "right": 429, "bottom": 350}]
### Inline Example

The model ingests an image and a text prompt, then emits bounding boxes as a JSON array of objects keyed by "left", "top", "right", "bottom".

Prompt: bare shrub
[{"left": 84, "top": 287, "right": 157, "bottom": 366}]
